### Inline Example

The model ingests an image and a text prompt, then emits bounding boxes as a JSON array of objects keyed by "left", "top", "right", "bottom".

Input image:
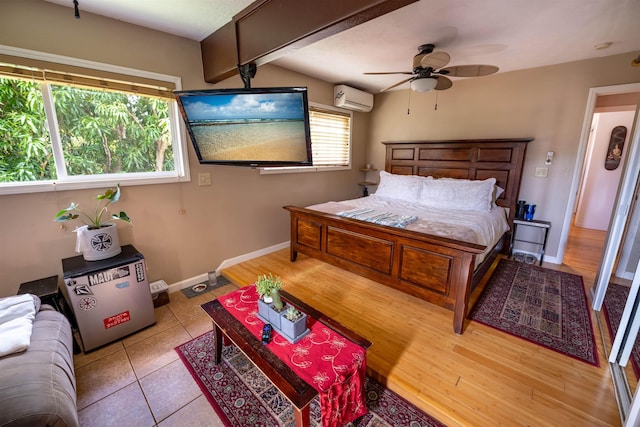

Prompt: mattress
[{"left": 306, "top": 194, "right": 510, "bottom": 267}]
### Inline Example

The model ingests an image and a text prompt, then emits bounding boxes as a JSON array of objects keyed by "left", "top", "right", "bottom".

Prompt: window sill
[
  {"left": 0, "top": 173, "right": 190, "bottom": 195},
  {"left": 259, "top": 165, "right": 351, "bottom": 175}
]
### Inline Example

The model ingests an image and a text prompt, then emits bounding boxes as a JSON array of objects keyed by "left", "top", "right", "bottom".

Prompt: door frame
[
  {"left": 557, "top": 82, "right": 640, "bottom": 292},
  {"left": 591, "top": 98, "right": 640, "bottom": 310}
]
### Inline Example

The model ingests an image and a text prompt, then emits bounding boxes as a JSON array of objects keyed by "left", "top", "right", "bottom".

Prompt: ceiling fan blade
[
  {"left": 434, "top": 76, "right": 453, "bottom": 90},
  {"left": 380, "top": 77, "right": 412, "bottom": 92},
  {"left": 364, "top": 71, "right": 413, "bottom": 75},
  {"left": 419, "top": 51, "right": 450, "bottom": 70},
  {"left": 441, "top": 64, "right": 499, "bottom": 77}
]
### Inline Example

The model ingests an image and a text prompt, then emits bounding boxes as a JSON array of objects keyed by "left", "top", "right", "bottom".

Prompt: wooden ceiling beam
[{"left": 201, "top": 0, "right": 417, "bottom": 84}]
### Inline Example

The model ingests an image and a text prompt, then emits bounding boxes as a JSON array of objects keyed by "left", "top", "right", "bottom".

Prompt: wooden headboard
[{"left": 383, "top": 138, "right": 532, "bottom": 226}]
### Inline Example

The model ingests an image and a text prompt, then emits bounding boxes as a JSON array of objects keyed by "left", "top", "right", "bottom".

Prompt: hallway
[{"left": 562, "top": 220, "right": 607, "bottom": 280}]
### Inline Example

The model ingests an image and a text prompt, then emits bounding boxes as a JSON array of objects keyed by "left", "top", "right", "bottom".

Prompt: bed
[{"left": 284, "top": 138, "right": 531, "bottom": 334}]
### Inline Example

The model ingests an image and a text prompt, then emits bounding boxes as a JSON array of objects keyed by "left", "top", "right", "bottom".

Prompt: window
[
  {"left": 309, "top": 106, "right": 351, "bottom": 167},
  {"left": 0, "top": 49, "right": 188, "bottom": 195},
  {"left": 261, "top": 104, "right": 351, "bottom": 174}
]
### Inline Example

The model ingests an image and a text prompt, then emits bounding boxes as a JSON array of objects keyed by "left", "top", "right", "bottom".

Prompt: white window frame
[
  {"left": 0, "top": 45, "right": 190, "bottom": 195},
  {"left": 260, "top": 102, "right": 352, "bottom": 175}
]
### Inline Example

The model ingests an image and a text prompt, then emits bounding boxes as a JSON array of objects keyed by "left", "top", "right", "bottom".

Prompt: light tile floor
[{"left": 74, "top": 282, "right": 239, "bottom": 427}]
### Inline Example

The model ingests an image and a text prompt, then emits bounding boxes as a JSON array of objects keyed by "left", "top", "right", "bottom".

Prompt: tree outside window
[
  {"left": 0, "top": 77, "right": 175, "bottom": 184},
  {"left": 0, "top": 78, "right": 53, "bottom": 182}
]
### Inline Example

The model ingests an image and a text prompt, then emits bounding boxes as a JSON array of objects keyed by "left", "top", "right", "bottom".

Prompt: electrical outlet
[
  {"left": 534, "top": 167, "right": 548, "bottom": 178},
  {"left": 198, "top": 172, "right": 211, "bottom": 186}
]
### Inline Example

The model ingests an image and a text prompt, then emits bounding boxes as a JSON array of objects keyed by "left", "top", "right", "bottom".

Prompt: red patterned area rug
[
  {"left": 603, "top": 282, "right": 640, "bottom": 379},
  {"left": 175, "top": 330, "right": 445, "bottom": 427},
  {"left": 469, "top": 259, "right": 600, "bottom": 366}
]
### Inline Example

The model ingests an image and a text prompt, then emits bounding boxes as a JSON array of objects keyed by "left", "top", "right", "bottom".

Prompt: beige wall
[
  {"left": 0, "top": 0, "right": 368, "bottom": 296},
  {"left": 367, "top": 53, "right": 640, "bottom": 262}
]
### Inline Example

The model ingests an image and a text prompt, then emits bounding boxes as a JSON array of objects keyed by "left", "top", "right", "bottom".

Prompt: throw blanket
[
  {"left": 0, "top": 294, "right": 40, "bottom": 357},
  {"left": 337, "top": 208, "right": 418, "bottom": 228}
]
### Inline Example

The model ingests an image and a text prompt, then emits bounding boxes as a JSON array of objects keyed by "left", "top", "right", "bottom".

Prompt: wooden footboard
[{"left": 284, "top": 206, "right": 493, "bottom": 334}]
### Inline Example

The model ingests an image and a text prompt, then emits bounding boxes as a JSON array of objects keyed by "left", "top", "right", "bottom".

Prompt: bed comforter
[{"left": 307, "top": 194, "right": 510, "bottom": 267}]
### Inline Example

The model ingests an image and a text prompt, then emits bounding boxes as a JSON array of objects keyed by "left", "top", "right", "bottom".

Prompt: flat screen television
[{"left": 174, "top": 87, "right": 313, "bottom": 167}]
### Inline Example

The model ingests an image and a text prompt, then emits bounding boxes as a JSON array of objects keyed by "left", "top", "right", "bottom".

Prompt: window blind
[
  {"left": 0, "top": 54, "right": 175, "bottom": 99},
  {"left": 309, "top": 107, "right": 351, "bottom": 166}
]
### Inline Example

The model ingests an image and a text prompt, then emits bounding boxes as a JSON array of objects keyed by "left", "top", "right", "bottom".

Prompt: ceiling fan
[{"left": 365, "top": 43, "right": 499, "bottom": 92}]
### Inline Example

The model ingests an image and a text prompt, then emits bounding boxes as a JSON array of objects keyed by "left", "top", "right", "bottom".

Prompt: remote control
[{"left": 262, "top": 324, "right": 272, "bottom": 345}]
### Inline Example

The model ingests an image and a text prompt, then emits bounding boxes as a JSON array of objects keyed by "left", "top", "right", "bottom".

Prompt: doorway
[
  {"left": 564, "top": 97, "right": 638, "bottom": 284},
  {"left": 559, "top": 82, "right": 640, "bottom": 425},
  {"left": 574, "top": 105, "right": 637, "bottom": 232},
  {"left": 557, "top": 83, "right": 640, "bottom": 268}
]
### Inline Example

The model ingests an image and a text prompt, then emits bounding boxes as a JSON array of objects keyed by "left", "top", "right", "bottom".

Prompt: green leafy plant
[
  {"left": 54, "top": 184, "right": 131, "bottom": 230},
  {"left": 255, "top": 273, "right": 284, "bottom": 310},
  {"left": 285, "top": 305, "right": 302, "bottom": 322}
]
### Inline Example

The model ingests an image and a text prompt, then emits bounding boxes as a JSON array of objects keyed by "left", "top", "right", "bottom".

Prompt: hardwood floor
[
  {"left": 563, "top": 222, "right": 606, "bottom": 282},
  {"left": 222, "top": 228, "right": 620, "bottom": 427}
]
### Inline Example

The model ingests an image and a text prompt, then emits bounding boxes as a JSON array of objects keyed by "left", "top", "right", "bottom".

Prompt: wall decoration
[{"left": 605, "top": 125, "right": 627, "bottom": 170}]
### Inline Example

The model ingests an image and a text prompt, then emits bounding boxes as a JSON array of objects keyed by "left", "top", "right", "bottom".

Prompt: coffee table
[{"left": 201, "top": 289, "right": 371, "bottom": 427}]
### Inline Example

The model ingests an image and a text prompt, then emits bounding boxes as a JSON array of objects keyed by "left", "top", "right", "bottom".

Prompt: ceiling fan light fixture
[{"left": 410, "top": 78, "right": 438, "bottom": 92}]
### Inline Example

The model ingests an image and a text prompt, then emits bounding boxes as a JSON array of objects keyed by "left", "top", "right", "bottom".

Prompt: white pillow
[
  {"left": 419, "top": 177, "right": 497, "bottom": 211},
  {"left": 493, "top": 185, "right": 505, "bottom": 206},
  {"left": 374, "top": 171, "right": 430, "bottom": 203}
]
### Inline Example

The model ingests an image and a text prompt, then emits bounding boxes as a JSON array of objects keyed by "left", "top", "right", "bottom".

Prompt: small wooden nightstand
[
  {"left": 509, "top": 219, "right": 551, "bottom": 266},
  {"left": 358, "top": 167, "right": 378, "bottom": 196}
]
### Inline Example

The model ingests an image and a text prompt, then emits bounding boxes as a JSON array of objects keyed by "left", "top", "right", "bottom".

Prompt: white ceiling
[{"left": 44, "top": 0, "right": 640, "bottom": 93}]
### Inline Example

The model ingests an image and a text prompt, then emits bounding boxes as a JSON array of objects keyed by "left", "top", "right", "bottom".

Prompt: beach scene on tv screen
[{"left": 182, "top": 92, "right": 309, "bottom": 162}]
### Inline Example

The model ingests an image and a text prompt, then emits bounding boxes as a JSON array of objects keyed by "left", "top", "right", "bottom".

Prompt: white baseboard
[
  {"left": 215, "top": 241, "right": 290, "bottom": 273},
  {"left": 166, "top": 274, "right": 209, "bottom": 294},
  {"left": 166, "top": 241, "right": 290, "bottom": 293},
  {"left": 617, "top": 271, "right": 635, "bottom": 281},
  {"left": 543, "top": 255, "right": 560, "bottom": 265}
]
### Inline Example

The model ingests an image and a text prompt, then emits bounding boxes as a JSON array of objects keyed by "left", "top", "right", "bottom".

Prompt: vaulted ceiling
[{"left": 43, "top": 0, "right": 640, "bottom": 93}]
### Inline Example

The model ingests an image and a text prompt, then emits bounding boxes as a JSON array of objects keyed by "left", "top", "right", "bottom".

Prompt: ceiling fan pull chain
[
  {"left": 407, "top": 88, "right": 412, "bottom": 115},
  {"left": 434, "top": 91, "right": 438, "bottom": 111}
]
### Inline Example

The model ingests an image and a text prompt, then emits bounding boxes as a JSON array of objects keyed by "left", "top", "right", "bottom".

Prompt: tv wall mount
[{"left": 238, "top": 63, "right": 257, "bottom": 89}]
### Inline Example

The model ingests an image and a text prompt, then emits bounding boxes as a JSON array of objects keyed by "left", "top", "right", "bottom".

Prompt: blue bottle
[{"left": 525, "top": 204, "right": 536, "bottom": 220}]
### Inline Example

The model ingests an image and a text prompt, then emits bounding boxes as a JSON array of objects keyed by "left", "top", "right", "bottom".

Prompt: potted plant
[
  {"left": 255, "top": 273, "right": 283, "bottom": 322},
  {"left": 54, "top": 185, "right": 132, "bottom": 261},
  {"left": 280, "top": 305, "right": 308, "bottom": 342}
]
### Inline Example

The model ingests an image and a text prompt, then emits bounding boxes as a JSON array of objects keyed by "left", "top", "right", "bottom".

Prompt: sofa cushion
[{"left": 0, "top": 306, "right": 78, "bottom": 427}]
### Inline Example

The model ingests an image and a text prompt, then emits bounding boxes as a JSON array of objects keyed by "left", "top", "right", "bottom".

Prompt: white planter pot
[{"left": 76, "top": 223, "right": 122, "bottom": 261}]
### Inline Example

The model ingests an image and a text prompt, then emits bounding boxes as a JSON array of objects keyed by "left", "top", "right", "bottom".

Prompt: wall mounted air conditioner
[{"left": 333, "top": 85, "right": 373, "bottom": 112}]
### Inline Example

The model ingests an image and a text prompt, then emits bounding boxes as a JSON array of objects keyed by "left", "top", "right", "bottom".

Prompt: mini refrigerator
[{"left": 61, "top": 244, "right": 156, "bottom": 352}]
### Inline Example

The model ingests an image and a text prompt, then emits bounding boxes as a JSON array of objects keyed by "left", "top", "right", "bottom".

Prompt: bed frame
[{"left": 284, "top": 138, "right": 531, "bottom": 334}]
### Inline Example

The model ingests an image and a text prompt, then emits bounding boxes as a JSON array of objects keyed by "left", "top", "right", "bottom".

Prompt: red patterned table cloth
[{"left": 219, "top": 285, "right": 367, "bottom": 427}]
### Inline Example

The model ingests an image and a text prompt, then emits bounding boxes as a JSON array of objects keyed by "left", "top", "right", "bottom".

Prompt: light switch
[
  {"left": 535, "top": 167, "right": 548, "bottom": 178},
  {"left": 545, "top": 151, "right": 554, "bottom": 165}
]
